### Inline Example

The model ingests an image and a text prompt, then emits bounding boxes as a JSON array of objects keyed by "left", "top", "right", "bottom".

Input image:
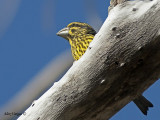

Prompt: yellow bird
[
  {"left": 57, "top": 22, "right": 96, "bottom": 60},
  {"left": 57, "top": 22, "right": 153, "bottom": 115}
]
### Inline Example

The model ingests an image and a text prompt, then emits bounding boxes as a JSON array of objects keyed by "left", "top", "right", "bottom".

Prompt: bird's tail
[{"left": 133, "top": 95, "right": 153, "bottom": 115}]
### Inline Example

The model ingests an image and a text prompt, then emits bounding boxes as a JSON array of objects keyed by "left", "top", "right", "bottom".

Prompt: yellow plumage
[{"left": 57, "top": 22, "right": 96, "bottom": 60}]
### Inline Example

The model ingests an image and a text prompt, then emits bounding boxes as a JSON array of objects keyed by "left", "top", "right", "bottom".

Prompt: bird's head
[{"left": 57, "top": 22, "right": 96, "bottom": 41}]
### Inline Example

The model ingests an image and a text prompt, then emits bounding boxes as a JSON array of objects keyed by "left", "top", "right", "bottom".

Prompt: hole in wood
[{"left": 115, "top": 61, "right": 119, "bottom": 65}]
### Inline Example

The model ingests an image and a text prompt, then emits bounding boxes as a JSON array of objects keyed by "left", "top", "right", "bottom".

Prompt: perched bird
[
  {"left": 57, "top": 22, "right": 153, "bottom": 115},
  {"left": 57, "top": 22, "right": 96, "bottom": 60}
]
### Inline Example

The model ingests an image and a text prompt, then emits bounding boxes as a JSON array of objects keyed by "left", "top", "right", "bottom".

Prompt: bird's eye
[{"left": 71, "top": 29, "right": 76, "bottom": 33}]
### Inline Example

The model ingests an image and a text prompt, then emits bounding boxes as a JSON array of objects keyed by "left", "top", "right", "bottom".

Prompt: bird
[
  {"left": 57, "top": 22, "right": 153, "bottom": 115},
  {"left": 57, "top": 22, "right": 96, "bottom": 60}
]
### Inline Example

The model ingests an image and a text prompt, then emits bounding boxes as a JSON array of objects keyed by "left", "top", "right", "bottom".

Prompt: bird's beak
[{"left": 56, "top": 27, "right": 69, "bottom": 40}]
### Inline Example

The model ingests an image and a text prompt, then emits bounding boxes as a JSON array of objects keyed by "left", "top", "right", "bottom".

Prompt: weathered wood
[{"left": 18, "top": 0, "right": 160, "bottom": 120}]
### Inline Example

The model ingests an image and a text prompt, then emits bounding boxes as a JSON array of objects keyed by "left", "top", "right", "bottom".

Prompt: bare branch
[{"left": 18, "top": 0, "right": 160, "bottom": 120}]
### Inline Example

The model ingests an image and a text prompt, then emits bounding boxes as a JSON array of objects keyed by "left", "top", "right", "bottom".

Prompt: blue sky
[{"left": 0, "top": 0, "right": 159, "bottom": 120}]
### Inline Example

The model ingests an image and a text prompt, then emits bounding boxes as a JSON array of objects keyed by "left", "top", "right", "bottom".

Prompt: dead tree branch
[{"left": 18, "top": 0, "right": 160, "bottom": 120}]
